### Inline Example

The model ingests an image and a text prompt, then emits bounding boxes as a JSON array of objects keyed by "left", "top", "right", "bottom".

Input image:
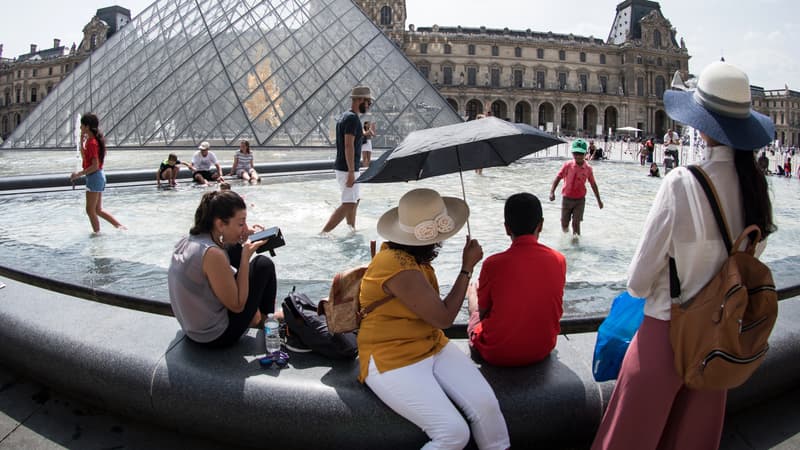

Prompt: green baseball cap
[{"left": 571, "top": 139, "right": 588, "bottom": 154}]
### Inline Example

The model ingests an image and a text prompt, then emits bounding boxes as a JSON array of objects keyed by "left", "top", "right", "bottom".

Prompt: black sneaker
[{"left": 284, "top": 332, "right": 312, "bottom": 353}]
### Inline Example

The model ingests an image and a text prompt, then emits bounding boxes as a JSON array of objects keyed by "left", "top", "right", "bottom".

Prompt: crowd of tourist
[{"left": 68, "top": 60, "right": 780, "bottom": 449}]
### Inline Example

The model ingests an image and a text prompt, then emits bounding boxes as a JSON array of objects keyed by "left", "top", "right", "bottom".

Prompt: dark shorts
[
  {"left": 193, "top": 170, "right": 217, "bottom": 182},
  {"left": 160, "top": 165, "right": 177, "bottom": 177},
  {"left": 561, "top": 196, "right": 586, "bottom": 223}
]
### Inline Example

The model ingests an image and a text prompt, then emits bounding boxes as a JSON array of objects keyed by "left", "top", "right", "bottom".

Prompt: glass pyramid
[{"left": 3, "top": 0, "right": 460, "bottom": 149}]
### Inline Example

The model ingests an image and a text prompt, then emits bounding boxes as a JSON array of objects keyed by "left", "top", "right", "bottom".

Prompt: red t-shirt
[
  {"left": 470, "top": 235, "right": 566, "bottom": 366},
  {"left": 556, "top": 160, "right": 595, "bottom": 199},
  {"left": 82, "top": 137, "right": 103, "bottom": 170}
]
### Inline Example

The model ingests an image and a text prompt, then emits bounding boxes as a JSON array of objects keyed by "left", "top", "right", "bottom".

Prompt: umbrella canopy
[{"left": 357, "top": 117, "right": 564, "bottom": 184}]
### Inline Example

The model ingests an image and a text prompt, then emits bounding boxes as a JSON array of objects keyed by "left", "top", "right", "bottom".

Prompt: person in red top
[
  {"left": 467, "top": 192, "right": 566, "bottom": 366},
  {"left": 549, "top": 139, "right": 603, "bottom": 238},
  {"left": 70, "top": 113, "right": 125, "bottom": 233}
]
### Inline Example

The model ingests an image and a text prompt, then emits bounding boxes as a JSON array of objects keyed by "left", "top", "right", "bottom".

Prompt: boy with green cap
[{"left": 549, "top": 139, "right": 604, "bottom": 238}]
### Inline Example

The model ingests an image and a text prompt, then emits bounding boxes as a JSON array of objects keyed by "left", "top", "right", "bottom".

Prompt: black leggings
[{"left": 197, "top": 246, "right": 277, "bottom": 349}]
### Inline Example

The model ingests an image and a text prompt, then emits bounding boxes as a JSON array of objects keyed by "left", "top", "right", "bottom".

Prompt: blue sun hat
[
  {"left": 571, "top": 139, "right": 588, "bottom": 154},
  {"left": 663, "top": 61, "right": 774, "bottom": 150}
]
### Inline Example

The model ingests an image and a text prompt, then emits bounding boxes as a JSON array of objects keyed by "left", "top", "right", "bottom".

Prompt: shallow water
[{"left": 2, "top": 153, "right": 799, "bottom": 321}]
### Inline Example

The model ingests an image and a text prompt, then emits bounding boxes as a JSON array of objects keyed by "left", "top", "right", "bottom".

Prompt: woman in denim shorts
[{"left": 70, "top": 113, "right": 126, "bottom": 233}]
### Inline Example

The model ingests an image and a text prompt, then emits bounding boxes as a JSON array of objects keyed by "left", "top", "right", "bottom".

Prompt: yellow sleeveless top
[{"left": 357, "top": 244, "right": 448, "bottom": 382}]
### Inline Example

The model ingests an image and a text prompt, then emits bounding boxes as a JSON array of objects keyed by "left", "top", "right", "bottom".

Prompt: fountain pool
[{"left": 1, "top": 157, "right": 798, "bottom": 321}]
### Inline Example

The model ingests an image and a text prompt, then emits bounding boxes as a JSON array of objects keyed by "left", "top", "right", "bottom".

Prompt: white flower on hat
[{"left": 412, "top": 211, "right": 456, "bottom": 242}]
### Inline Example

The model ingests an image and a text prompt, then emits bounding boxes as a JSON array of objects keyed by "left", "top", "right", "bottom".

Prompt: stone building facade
[
  {"left": 752, "top": 87, "right": 799, "bottom": 148},
  {"left": 359, "top": 0, "right": 800, "bottom": 145},
  {"left": 359, "top": 0, "right": 690, "bottom": 139},
  {"left": 0, "top": 7, "right": 130, "bottom": 141}
]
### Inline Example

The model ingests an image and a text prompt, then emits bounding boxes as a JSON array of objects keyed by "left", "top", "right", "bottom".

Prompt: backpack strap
[
  {"left": 669, "top": 165, "right": 733, "bottom": 300},
  {"left": 359, "top": 294, "right": 394, "bottom": 320},
  {"left": 687, "top": 166, "right": 733, "bottom": 253}
]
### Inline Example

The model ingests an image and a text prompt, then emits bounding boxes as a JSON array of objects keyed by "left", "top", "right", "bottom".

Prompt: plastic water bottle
[{"left": 264, "top": 313, "right": 281, "bottom": 354}]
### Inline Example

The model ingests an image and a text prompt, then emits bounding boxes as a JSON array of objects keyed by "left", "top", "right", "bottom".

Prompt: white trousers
[{"left": 366, "top": 342, "right": 510, "bottom": 450}]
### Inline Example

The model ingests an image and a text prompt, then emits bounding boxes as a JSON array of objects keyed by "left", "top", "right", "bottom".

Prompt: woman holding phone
[{"left": 168, "top": 190, "right": 280, "bottom": 348}]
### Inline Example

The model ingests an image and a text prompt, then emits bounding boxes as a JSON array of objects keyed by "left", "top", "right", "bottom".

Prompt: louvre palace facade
[
  {"left": 2, "top": 0, "right": 798, "bottom": 147},
  {"left": 359, "top": 0, "right": 691, "bottom": 139}
]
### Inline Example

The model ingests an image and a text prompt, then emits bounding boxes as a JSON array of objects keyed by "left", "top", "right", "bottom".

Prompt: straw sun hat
[
  {"left": 377, "top": 188, "right": 469, "bottom": 246},
  {"left": 350, "top": 86, "right": 375, "bottom": 101},
  {"left": 663, "top": 61, "right": 775, "bottom": 150}
]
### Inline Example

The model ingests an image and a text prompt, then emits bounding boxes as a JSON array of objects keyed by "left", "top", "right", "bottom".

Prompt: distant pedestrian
[
  {"left": 549, "top": 139, "right": 604, "bottom": 238},
  {"left": 69, "top": 113, "right": 126, "bottom": 233},
  {"left": 321, "top": 86, "right": 374, "bottom": 234},
  {"left": 361, "top": 121, "right": 376, "bottom": 168},
  {"left": 663, "top": 128, "right": 680, "bottom": 166},
  {"left": 648, "top": 162, "right": 660, "bottom": 177}
]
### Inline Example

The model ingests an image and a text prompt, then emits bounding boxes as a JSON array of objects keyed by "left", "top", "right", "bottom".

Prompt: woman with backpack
[
  {"left": 592, "top": 61, "right": 776, "bottom": 450},
  {"left": 357, "top": 188, "right": 510, "bottom": 450}
]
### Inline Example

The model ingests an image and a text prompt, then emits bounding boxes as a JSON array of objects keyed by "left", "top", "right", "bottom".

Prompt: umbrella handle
[{"left": 457, "top": 168, "right": 471, "bottom": 237}]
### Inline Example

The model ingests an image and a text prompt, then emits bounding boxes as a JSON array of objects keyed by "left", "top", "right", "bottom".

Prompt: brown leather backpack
[{"left": 668, "top": 166, "right": 778, "bottom": 390}]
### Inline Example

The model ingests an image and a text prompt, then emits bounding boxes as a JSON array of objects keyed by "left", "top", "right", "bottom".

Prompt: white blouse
[{"left": 627, "top": 146, "right": 766, "bottom": 320}]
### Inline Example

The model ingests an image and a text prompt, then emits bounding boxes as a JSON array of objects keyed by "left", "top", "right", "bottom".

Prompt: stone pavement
[{"left": 1, "top": 363, "right": 797, "bottom": 450}]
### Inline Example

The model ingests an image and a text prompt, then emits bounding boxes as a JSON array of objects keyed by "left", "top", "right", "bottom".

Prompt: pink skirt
[{"left": 591, "top": 316, "right": 727, "bottom": 450}]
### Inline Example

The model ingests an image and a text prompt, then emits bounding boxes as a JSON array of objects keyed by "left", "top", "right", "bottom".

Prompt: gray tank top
[{"left": 168, "top": 234, "right": 229, "bottom": 343}]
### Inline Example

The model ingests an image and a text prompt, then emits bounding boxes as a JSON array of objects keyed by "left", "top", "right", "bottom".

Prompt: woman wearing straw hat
[
  {"left": 358, "top": 188, "right": 510, "bottom": 450},
  {"left": 592, "top": 61, "right": 776, "bottom": 449}
]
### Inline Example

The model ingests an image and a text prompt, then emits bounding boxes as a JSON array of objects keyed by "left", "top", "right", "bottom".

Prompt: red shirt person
[
  {"left": 467, "top": 193, "right": 566, "bottom": 366},
  {"left": 549, "top": 139, "right": 603, "bottom": 237}
]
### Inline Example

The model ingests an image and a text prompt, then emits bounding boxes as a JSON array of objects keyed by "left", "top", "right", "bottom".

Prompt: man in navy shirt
[{"left": 321, "top": 86, "right": 374, "bottom": 234}]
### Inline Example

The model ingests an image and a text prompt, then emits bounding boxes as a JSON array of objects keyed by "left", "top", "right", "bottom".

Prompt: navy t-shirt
[{"left": 334, "top": 110, "right": 363, "bottom": 172}]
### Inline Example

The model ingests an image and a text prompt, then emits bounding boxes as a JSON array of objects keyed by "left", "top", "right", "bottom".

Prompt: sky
[{"left": 1, "top": 0, "right": 797, "bottom": 90}]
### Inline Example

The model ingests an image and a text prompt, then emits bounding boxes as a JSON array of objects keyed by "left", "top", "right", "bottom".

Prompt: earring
[{"left": 219, "top": 234, "right": 225, "bottom": 245}]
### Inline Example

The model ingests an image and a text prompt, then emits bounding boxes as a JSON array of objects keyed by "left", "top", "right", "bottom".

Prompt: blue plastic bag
[{"left": 592, "top": 292, "right": 645, "bottom": 382}]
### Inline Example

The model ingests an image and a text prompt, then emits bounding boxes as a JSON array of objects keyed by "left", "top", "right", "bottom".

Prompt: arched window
[
  {"left": 15, "top": 113, "right": 21, "bottom": 126},
  {"left": 653, "top": 30, "right": 662, "bottom": 48},
  {"left": 30, "top": 86, "right": 38, "bottom": 103},
  {"left": 380, "top": 6, "right": 392, "bottom": 26},
  {"left": 1, "top": 116, "right": 8, "bottom": 135}
]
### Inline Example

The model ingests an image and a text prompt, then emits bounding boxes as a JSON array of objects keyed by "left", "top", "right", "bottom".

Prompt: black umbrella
[
  {"left": 357, "top": 117, "right": 565, "bottom": 234},
  {"left": 358, "top": 117, "right": 564, "bottom": 186}
]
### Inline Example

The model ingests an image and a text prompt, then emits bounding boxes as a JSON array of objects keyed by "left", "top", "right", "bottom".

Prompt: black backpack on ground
[{"left": 281, "top": 288, "right": 358, "bottom": 360}]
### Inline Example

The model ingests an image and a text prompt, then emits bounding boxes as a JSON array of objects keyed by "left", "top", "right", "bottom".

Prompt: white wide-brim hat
[
  {"left": 377, "top": 188, "right": 469, "bottom": 246},
  {"left": 663, "top": 61, "right": 774, "bottom": 150},
  {"left": 198, "top": 141, "right": 211, "bottom": 150}
]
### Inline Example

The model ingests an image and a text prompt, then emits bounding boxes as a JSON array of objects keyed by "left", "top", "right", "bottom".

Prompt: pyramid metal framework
[{"left": 3, "top": 0, "right": 460, "bottom": 149}]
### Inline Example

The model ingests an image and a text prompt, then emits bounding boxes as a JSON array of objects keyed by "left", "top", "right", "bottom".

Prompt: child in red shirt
[
  {"left": 467, "top": 193, "right": 566, "bottom": 366},
  {"left": 549, "top": 139, "right": 603, "bottom": 237}
]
